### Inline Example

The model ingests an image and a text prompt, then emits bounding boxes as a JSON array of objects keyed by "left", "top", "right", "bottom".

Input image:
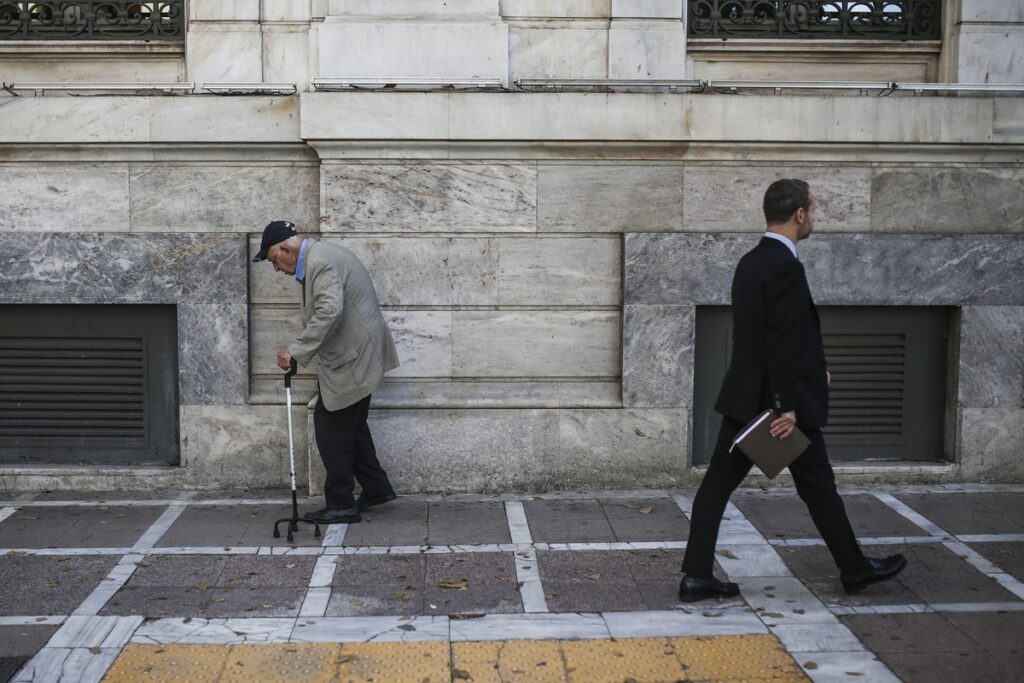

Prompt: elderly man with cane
[{"left": 253, "top": 220, "right": 399, "bottom": 525}]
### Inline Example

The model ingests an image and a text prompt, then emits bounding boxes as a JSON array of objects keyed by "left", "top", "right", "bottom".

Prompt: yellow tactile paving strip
[{"left": 104, "top": 634, "right": 808, "bottom": 683}]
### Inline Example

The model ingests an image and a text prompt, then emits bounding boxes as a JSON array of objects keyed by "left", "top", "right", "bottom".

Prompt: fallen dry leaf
[
  {"left": 434, "top": 578, "right": 469, "bottom": 591},
  {"left": 452, "top": 669, "right": 472, "bottom": 680},
  {"left": 804, "top": 662, "right": 819, "bottom": 670},
  {"left": 715, "top": 549, "right": 739, "bottom": 560},
  {"left": 586, "top": 572, "right": 601, "bottom": 581}
]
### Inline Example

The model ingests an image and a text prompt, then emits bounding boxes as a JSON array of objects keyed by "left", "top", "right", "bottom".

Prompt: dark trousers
[
  {"left": 313, "top": 393, "right": 393, "bottom": 510},
  {"left": 681, "top": 417, "right": 867, "bottom": 577}
]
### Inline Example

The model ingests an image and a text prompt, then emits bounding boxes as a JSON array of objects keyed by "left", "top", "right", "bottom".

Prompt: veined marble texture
[
  {"left": 128, "top": 164, "right": 318, "bottom": 232},
  {"left": 625, "top": 233, "right": 1024, "bottom": 306},
  {"left": 0, "top": 164, "right": 129, "bottom": 232},
  {"left": 871, "top": 167, "right": 1024, "bottom": 233},
  {"left": 322, "top": 164, "right": 537, "bottom": 232},
  {"left": 509, "top": 26, "right": 609, "bottom": 81},
  {"left": 958, "top": 306, "right": 1024, "bottom": 408},
  {"left": 384, "top": 311, "right": 454, "bottom": 378},
  {"left": 682, "top": 166, "right": 872, "bottom": 233},
  {"left": 538, "top": 164, "right": 684, "bottom": 232},
  {"left": 177, "top": 303, "right": 248, "bottom": 405},
  {"left": 185, "top": 26, "right": 262, "bottom": 84},
  {"left": 0, "top": 233, "right": 246, "bottom": 305},
  {"left": 608, "top": 20, "right": 686, "bottom": 79},
  {"left": 622, "top": 304, "right": 693, "bottom": 408},
  {"left": 451, "top": 310, "right": 620, "bottom": 378}
]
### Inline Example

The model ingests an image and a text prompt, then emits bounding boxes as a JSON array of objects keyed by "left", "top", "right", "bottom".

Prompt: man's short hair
[{"left": 763, "top": 179, "right": 810, "bottom": 225}]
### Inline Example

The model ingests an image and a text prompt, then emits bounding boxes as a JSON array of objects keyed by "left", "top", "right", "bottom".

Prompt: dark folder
[{"left": 730, "top": 409, "right": 811, "bottom": 479}]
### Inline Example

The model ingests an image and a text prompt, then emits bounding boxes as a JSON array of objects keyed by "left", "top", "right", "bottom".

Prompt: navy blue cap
[{"left": 253, "top": 220, "right": 297, "bottom": 262}]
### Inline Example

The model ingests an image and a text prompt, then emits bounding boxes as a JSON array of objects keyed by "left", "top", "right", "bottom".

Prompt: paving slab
[
  {"left": 425, "top": 501, "right": 511, "bottom": 545},
  {"left": 876, "top": 649, "right": 1024, "bottom": 683},
  {"left": 734, "top": 492, "right": 930, "bottom": 540},
  {"left": 423, "top": 553, "right": 521, "bottom": 616},
  {"left": 0, "top": 506, "right": 163, "bottom": 549},
  {"left": 0, "top": 625, "right": 60, "bottom": 658},
  {"left": 967, "top": 541, "right": 1024, "bottom": 582},
  {"left": 100, "top": 585, "right": 221, "bottom": 618},
  {"left": 328, "top": 554, "right": 426, "bottom": 616},
  {"left": 894, "top": 492, "right": 1024, "bottom": 535},
  {"left": 217, "top": 556, "right": 316, "bottom": 588},
  {"left": 598, "top": 497, "right": 689, "bottom": 542},
  {"left": 203, "top": 587, "right": 305, "bottom": 618},
  {"left": 155, "top": 504, "right": 322, "bottom": 548},
  {"left": 840, "top": 613, "right": 981, "bottom": 653},
  {"left": 341, "top": 500, "right": 429, "bottom": 546},
  {"left": 779, "top": 542, "right": 1021, "bottom": 606},
  {"left": 123, "top": 556, "right": 229, "bottom": 587},
  {"left": 524, "top": 500, "right": 616, "bottom": 543},
  {"left": 0, "top": 555, "right": 118, "bottom": 616},
  {"left": 538, "top": 550, "right": 664, "bottom": 613},
  {"left": 943, "top": 611, "right": 1024, "bottom": 652}
]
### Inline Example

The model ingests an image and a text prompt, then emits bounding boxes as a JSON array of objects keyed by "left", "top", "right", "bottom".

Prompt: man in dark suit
[{"left": 678, "top": 179, "right": 907, "bottom": 602}]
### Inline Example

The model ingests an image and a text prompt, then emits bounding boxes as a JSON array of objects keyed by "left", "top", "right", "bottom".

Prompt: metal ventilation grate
[
  {"left": 824, "top": 333, "right": 906, "bottom": 438},
  {"left": 0, "top": 337, "right": 146, "bottom": 445}
]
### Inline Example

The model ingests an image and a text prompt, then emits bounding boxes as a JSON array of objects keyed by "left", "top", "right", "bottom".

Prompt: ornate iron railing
[
  {"left": 0, "top": 2, "right": 185, "bottom": 41},
  {"left": 688, "top": 1, "right": 942, "bottom": 40}
]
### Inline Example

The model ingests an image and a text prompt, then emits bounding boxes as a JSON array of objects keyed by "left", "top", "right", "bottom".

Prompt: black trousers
[
  {"left": 681, "top": 417, "right": 867, "bottom": 577},
  {"left": 313, "top": 393, "right": 393, "bottom": 510}
]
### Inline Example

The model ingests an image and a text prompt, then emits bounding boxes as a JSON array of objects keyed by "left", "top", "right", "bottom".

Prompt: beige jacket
[{"left": 288, "top": 240, "right": 399, "bottom": 411}]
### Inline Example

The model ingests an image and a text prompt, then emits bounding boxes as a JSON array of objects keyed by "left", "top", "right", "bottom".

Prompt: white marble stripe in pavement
[
  {"left": 72, "top": 554, "right": 144, "bottom": 617},
  {"left": 798, "top": 651, "right": 902, "bottom": 683},
  {"left": 513, "top": 548, "right": 549, "bottom": 613},
  {"left": 672, "top": 493, "right": 693, "bottom": 516},
  {"left": 872, "top": 492, "right": 951, "bottom": 536},
  {"left": 504, "top": 501, "right": 533, "bottom": 544},
  {"left": 769, "top": 623, "right": 866, "bottom": 652},
  {"left": 132, "top": 504, "right": 189, "bottom": 550},
  {"left": 0, "top": 507, "right": 17, "bottom": 524},
  {"left": 299, "top": 555, "right": 339, "bottom": 618},
  {"left": 448, "top": 613, "right": 610, "bottom": 642},
  {"left": 958, "top": 533, "right": 1024, "bottom": 543},
  {"left": 321, "top": 522, "right": 349, "bottom": 546},
  {"left": 13, "top": 647, "right": 120, "bottom": 683},
  {"left": 292, "top": 616, "right": 450, "bottom": 643},
  {"left": 829, "top": 601, "right": 1024, "bottom": 616},
  {"left": 131, "top": 617, "right": 295, "bottom": 644},
  {"left": 603, "top": 608, "right": 766, "bottom": 638},
  {"left": 770, "top": 535, "right": 951, "bottom": 547},
  {"left": 48, "top": 616, "right": 143, "bottom": 649}
]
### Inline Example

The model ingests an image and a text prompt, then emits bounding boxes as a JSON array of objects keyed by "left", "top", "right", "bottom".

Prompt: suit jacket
[
  {"left": 714, "top": 237, "right": 829, "bottom": 429},
  {"left": 288, "top": 241, "right": 399, "bottom": 411}
]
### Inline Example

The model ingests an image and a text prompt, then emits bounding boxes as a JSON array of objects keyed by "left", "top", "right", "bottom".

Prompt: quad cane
[{"left": 273, "top": 358, "right": 322, "bottom": 542}]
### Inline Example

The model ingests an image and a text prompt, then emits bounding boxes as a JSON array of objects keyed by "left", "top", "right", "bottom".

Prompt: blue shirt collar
[
  {"left": 763, "top": 231, "right": 798, "bottom": 259},
  {"left": 295, "top": 239, "right": 309, "bottom": 282}
]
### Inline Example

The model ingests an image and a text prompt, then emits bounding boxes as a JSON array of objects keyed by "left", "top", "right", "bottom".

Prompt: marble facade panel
[
  {"left": 959, "top": 407, "right": 1024, "bottom": 480},
  {"left": 321, "top": 163, "right": 537, "bottom": 232},
  {"left": 149, "top": 97, "right": 301, "bottom": 144},
  {"left": 612, "top": 0, "right": 682, "bottom": 18},
  {"left": 958, "top": 307, "right": 1024, "bottom": 408},
  {"left": 128, "top": 164, "right": 318, "bottom": 232},
  {"left": 608, "top": 20, "right": 686, "bottom": 79},
  {"left": 185, "top": 25, "right": 263, "bottom": 84},
  {"left": 315, "top": 20, "right": 508, "bottom": 83},
  {"left": 182, "top": 404, "right": 307, "bottom": 488},
  {"left": 190, "top": 0, "right": 260, "bottom": 21},
  {"left": 451, "top": 311, "right": 620, "bottom": 378},
  {"left": 509, "top": 26, "right": 609, "bottom": 81},
  {"left": 682, "top": 166, "right": 872, "bottom": 233},
  {"left": 556, "top": 408, "right": 686, "bottom": 486},
  {"left": 626, "top": 233, "right": 1024, "bottom": 306},
  {"left": 177, "top": 304, "right": 249, "bottom": 405},
  {"left": 955, "top": 26, "right": 1024, "bottom": 84},
  {"left": 622, "top": 304, "right": 693, "bottom": 407},
  {"left": 0, "top": 57, "right": 184, "bottom": 86},
  {"left": 500, "top": 1, "right": 610, "bottom": 17},
  {"left": 384, "top": 311, "right": 454, "bottom": 378},
  {"left": 538, "top": 164, "right": 684, "bottom": 232},
  {"left": 0, "top": 97, "right": 150, "bottom": 144},
  {"left": 961, "top": 0, "right": 1024, "bottom": 21},
  {"left": 300, "top": 93, "right": 449, "bottom": 141},
  {"left": 327, "top": 0, "right": 499, "bottom": 16},
  {"left": 0, "top": 233, "right": 246, "bottom": 305},
  {"left": 871, "top": 167, "right": 1024, "bottom": 233},
  {"left": 263, "top": 0, "right": 313, "bottom": 21},
  {"left": 496, "top": 236, "right": 621, "bottom": 306},
  {"left": 0, "top": 164, "right": 129, "bottom": 232},
  {"left": 262, "top": 27, "right": 311, "bottom": 90},
  {"left": 326, "top": 237, "right": 499, "bottom": 306}
]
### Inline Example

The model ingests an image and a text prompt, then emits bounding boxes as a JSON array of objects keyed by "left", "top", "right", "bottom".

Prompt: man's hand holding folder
[{"left": 730, "top": 409, "right": 811, "bottom": 479}]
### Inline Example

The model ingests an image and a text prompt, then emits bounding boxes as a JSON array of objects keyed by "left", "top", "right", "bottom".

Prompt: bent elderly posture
[
  {"left": 678, "top": 180, "right": 907, "bottom": 602},
  {"left": 253, "top": 221, "right": 399, "bottom": 525}
]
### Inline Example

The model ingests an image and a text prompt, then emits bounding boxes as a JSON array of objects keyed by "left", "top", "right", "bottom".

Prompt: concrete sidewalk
[{"left": 1, "top": 484, "right": 1022, "bottom": 682}]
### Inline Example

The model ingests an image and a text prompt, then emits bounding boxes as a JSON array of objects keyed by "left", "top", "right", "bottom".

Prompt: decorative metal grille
[
  {"left": 0, "top": 2, "right": 185, "bottom": 41},
  {"left": 688, "top": 1, "right": 942, "bottom": 40}
]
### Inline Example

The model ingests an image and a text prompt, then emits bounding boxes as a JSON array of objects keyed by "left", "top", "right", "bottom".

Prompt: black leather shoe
[
  {"left": 356, "top": 491, "right": 397, "bottom": 511},
  {"left": 305, "top": 507, "right": 361, "bottom": 524},
  {"left": 678, "top": 575, "right": 741, "bottom": 602},
  {"left": 841, "top": 554, "right": 907, "bottom": 593}
]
